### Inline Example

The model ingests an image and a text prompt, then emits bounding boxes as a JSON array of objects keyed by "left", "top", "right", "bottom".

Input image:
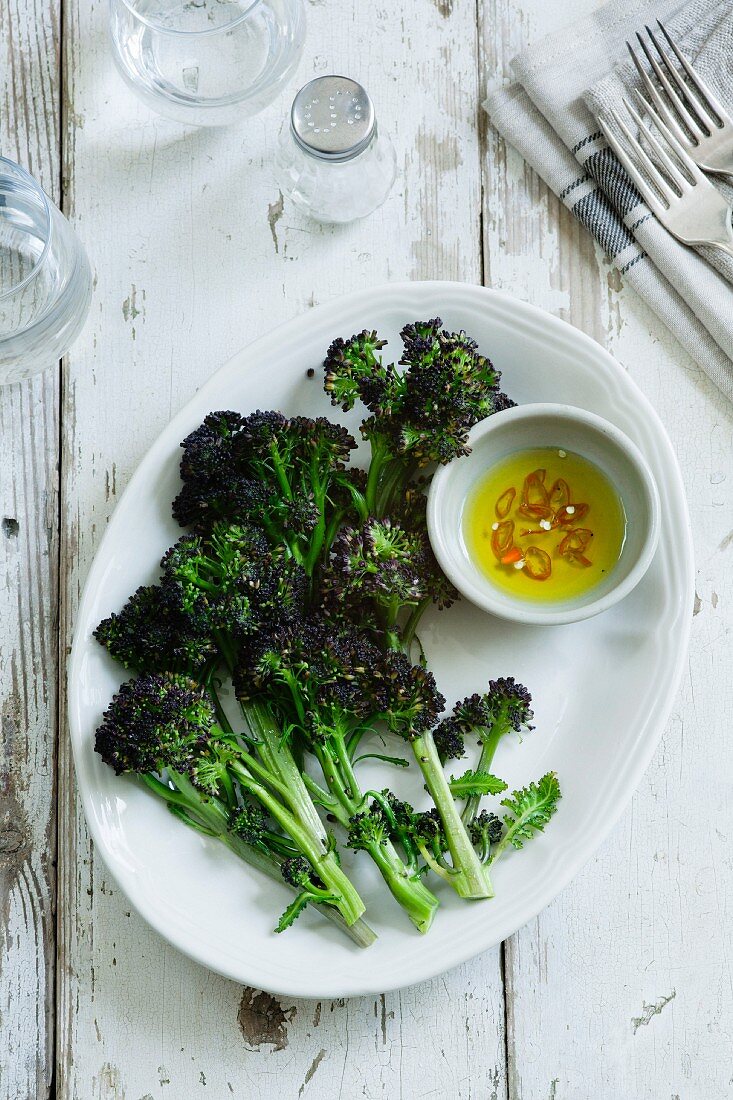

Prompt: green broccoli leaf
[
  {"left": 353, "top": 752, "right": 410, "bottom": 769},
  {"left": 276, "top": 887, "right": 341, "bottom": 934},
  {"left": 493, "top": 772, "right": 561, "bottom": 857},
  {"left": 275, "top": 890, "right": 313, "bottom": 933},
  {"left": 448, "top": 770, "right": 508, "bottom": 798}
]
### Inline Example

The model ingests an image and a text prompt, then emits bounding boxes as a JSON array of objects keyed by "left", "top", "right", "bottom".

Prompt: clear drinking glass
[
  {"left": 274, "top": 75, "right": 397, "bottom": 224},
  {"left": 109, "top": 0, "right": 306, "bottom": 126},
  {"left": 0, "top": 158, "right": 92, "bottom": 386}
]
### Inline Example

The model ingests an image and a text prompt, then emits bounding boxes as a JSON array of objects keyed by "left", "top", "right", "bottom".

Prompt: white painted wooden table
[{"left": 1, "top": 0, "right": 731, "bottom": 1095}]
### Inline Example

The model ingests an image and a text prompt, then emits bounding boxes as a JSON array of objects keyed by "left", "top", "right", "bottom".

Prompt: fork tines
[{"left": 626, "top": 20, "right": 730, "bottom": 149}]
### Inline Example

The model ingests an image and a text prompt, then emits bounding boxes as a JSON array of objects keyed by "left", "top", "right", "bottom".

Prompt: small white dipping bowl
[{"left": 427, "top": 403, "right": 661, "bottom": 626}]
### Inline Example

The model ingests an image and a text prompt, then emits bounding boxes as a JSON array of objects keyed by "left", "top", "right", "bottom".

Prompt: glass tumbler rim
[
  {"left": 0, "top": 156, "right": 52, "bottom": 304},
  {"left": 113, "top": 0, "right": 263, "bottom": 38}
]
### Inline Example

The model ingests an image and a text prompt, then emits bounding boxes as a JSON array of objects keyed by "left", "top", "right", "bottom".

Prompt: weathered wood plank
[
  {"left": 480, "top": 1, "right": 733, "bottom": 1096},
  {"left": 56, "top": 0, "right": 508, "bottom": 1096},
  {"left": 54, "top": 0, "right": 733, "bottom": 1090},
  {"left": 0, "top": 1, "right": 60, "bottom": 1097},
  {"left": 502, "top": 269, "right": 733, "bottom": 1100}
]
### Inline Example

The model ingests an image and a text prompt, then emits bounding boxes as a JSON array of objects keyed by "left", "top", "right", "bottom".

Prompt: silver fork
[
  {"left": 598, "top": 100, "right": 733, "bottom": 260},
  {"left": 628, "top": 21, "right": 733, "bottom": 180}
]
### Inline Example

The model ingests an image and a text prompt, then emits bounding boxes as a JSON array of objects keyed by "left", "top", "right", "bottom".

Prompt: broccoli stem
[
  {"left": 374, "top": 458, "right": 409, "bottom": 517},
  {"left": 410, "top": 732, "right": 493, "bottom": 900},
  {"left": 330, "top": 731, "right": 360, "bottom": 804},
  {"left": 268, "top": 443, "right": 293, "bottom": 500},
  {"left": 303, "top": 472, "right": 328, "bottom": 575},
  {"left": 314, "top": 733, "right": 439, "bottom": 933},
  {"left": 227, "top": 759, "right": 366, "bottom": 927},
  {"left": 141, "top": 772, "right": 222, "bottom": 822},
  {"left": 210, "top": 651, "right": 331, "bottom": 849},
  {"left": 300, "top": 771, "right": 348, "bottom": 822},
  {"left": 460, "top": 723, "right": 503, "bottom": 828},
  {"left": 361, "top": 836, "right": 438, "bottom": 934},
  {"left": 322, "top": 507, "right": 350, "bottom": 561},
  {"left": 312, "top": 743, "right": 356, "bottom": 821},
  {"left": 205, "top": 679, "right": 368, "bottom": 928},
  {"left": 209, "top": 681, "right": 323, "bottom": 824},
  {"left": 140, "top": 773, "right": 375, "bottom": 945},
  {"left": 344, "top": 721, "right": 374, "bottom": 760},
  {"left": 401, "top": 599, "right": 431, "bottom": 651},
  {"left": 365, "top": 438, "right": 391, "bottom": 514},
  {"left": 221, "top": 834, "right": 376, "bottom": 946},
  {"left": 243, "top": 697, "right": 333, "bottom": 844},
  {"left": 366, "top": 789, "right": 418, "bottom": 872}
]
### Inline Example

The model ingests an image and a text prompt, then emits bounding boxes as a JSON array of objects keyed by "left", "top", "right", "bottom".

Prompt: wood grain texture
[
  {"left": 56, "top": 0, "right": 508, "bottom": 1097},
  {"left": 0, "top": 0, "right": 725, "bottom": 1094},
  {"left": 480, "top": 2, "right": 733, "bottom": 1097},
  {"left": 502, "top": 303, "right": 733, "bottom": 1100},
  {"left": 0, "top": 1, "right": 60, "bottom": 1098}
]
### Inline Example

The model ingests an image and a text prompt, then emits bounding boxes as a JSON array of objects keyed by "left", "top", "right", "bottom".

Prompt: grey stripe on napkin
[{"left": 485, "top": 0, "right": 733, "bottom": 404}]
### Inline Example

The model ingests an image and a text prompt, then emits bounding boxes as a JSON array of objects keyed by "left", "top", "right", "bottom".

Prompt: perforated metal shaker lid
[{"left": 290, "top": 76, "right": 376, "bottom": 162}]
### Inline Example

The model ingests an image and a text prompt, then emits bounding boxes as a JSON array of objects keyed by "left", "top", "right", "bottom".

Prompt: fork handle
[
  {"left": 709, "top": 239, "right": 733, "bottom": 261},
  {"left": 708, "top": 167, "right": 733, "bottom": 185}
]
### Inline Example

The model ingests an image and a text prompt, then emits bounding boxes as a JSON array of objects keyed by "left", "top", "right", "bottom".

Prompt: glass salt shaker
[{"left": 274, "top": 75, "right": 397, "bottom": 224}]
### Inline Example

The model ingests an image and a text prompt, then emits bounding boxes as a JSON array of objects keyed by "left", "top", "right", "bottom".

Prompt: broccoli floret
[
  {"left": 160, "top": 520, "right": 310, "bottom": 653},
  {"left": 324, "top": 330, "right": 393, "bottom": 413},
  {"left": 322, "top": 497, "right": 457, "bottom": 649},
  {"left": 432, "top": 717, "right": 466, "bottom": 762},
  {"left": 344, "top": 797, "right": 439, "bottom": 934},
  {"left": 397, "top": 318, "right": 443, "bottom": 359},
  {"left": 161, "top": 530, "right": 257, "bottom": 639},
  {"left": 94, "top": 583, "right": 216, "bottom": 674},
  {"left": 95, "top": 673, "right": 215, "bottom": 777},
  {"left": 236, "top": 615, "right": 378, "bottom": 735},
  {"left": 470, "top": 810, "right": 504, "bottom": 847},
  {"left": 280, "top": 855, "right": 318, "bottom": 888},
  {"left": 453, "top": 677, "right": 534, "bottom": 736},
  {"left": 95, "top": 668, "right": 367, "bottom": 934},
  {"left": 444, "top": 678, "right": 534, "bottom": 830},
  {"left": 397, "top": 322, "right": 500, "bottom": 466},
  {"left": 373, "top": 651, "right": 445, "bottom": 739},
  {"left": 322, "top": 518, "right": 431, "bottom": 644},
  {"left": 347, "top": 810, "right": 389, "bottom": 851},
  {"left": 404, "top": 808, "right": 457, "bottom": 881},
  {"left": 178, "top": 410, "right": 244, "bottom": 481},
  {"left": 469, "top": 810, "right": 504, "bottom": 862},
  {"left": 392, "top": 489, "right": 458, "bottom": 613},
  {"left": 323, "top": 319, "right": 508, "bottom": 516},
  {"left": 410, "top": 807, "right": 444, "bottom": 845},
  {"left": 369, "top": 793, "right": 478, "bottom": 894},
  {"left": 436, "top": 679, "right": 532, "bottom": 770},
  {"left": 230, "top": 801, "right": 269, "bottom": 846},
  {"left": 172, "top": 410, "right": 358, "bottom": 573},
  {"left": 173, "top": 475, "right": 275, "bottom": 535},
  {"left": 492, "top": 391, "right": 516, "bottom": 413}
]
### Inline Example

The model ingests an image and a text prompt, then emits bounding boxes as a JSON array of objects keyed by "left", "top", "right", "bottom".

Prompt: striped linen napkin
[{"left": 485, "top": 0, "right": 733, "bottom": 403}]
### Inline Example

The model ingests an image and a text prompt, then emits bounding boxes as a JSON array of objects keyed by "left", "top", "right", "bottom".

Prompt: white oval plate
[{"left": 69, "top": 282, "right": 693, "bottom": 998}]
